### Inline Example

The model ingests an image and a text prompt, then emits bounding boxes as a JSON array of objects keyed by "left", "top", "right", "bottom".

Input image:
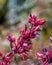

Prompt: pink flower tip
[
  {"left": 36, "top": 52, "right": 43, "bottom": 59},
  {"left": 21, "top": 53, "right": 28, "bottom": 60}
]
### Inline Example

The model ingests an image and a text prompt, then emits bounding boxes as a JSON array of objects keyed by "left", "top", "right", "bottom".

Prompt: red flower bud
[
  {"left": 36, "top": 53, "right": 43, "bottom": 59},
  {"left": 18, "top": 47, "right": 24, "bottom": 54},
  {"left": 29, "top": 15, "right": 37, "bottom": 25},
  {"left": 0, "top": 52, "right": 3, "bottom": 57},
  {"left": 20, "top": 29, "right": 25, "bottom": 35},
  {"left": 5, "top": 57, "right": 10, "bottom": 61},
  {"left": 8, "top": 35, "right": 16, "bottom": 42},
  {"left": 6, "top": 52, "right": 14, "bottom": 58},
  {"left": 21, "top": 53, "right": 28, "bottom": 60},
  {"left": 38, "top": 19, "right": 46, "bottom": 25},
  {"left": 2, "top": 62, "right": 6, "bottom": 65}
]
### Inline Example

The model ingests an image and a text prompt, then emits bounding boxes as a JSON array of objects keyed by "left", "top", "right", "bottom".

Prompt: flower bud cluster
[
  {"left": 36, "top": 46, "right": 52, "bottom": 65},
  {"left": 0, "top": 14, "right": 46, "bottom": 65}
]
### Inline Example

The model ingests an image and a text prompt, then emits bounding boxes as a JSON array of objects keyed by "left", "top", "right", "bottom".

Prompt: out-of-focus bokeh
[{"left": 0, "top": 0, "right": 52, "bottom": 65}]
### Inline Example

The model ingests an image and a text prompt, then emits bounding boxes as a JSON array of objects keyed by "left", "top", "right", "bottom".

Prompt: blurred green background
[{"left": 0, "top": 0, "right": 52, "bottom": 65}]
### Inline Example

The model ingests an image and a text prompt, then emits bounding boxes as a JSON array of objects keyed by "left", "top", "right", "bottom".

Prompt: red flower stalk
[
  {"left": 36, "top": 46, "right": 52, "bottom": 65},
  {"left": 0, "top": 14, "right": 46, "bottom": 65}
]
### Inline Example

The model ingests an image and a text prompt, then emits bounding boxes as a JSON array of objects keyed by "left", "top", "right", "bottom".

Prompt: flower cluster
[
  {"left": 0, "top": 14, "right": 46, "bottom": 65},
  {"left": 0, "top": 52, "right": 13, "bottom": 65},
  {"left": 36, "top": 46, "right": 52, "bottom": 65}
]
